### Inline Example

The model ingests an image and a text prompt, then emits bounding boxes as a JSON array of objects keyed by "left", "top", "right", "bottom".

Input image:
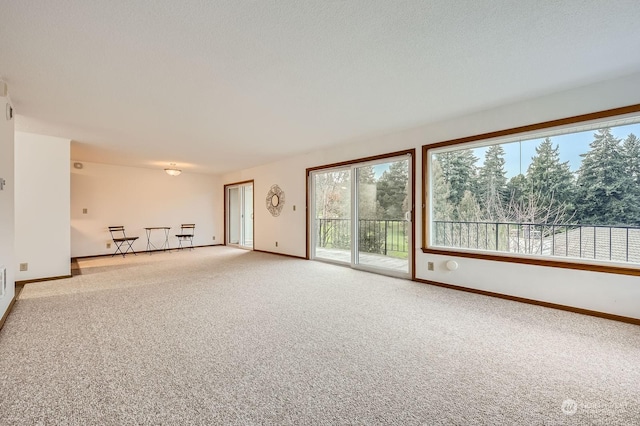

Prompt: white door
[{"left": 226, "top": 182, "right": 254, "bottom": 249}]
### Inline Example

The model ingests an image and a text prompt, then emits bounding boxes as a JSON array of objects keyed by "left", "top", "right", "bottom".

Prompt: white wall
[
  {"left": 15, "top": 132, "right": 71, "bottom": 281},
  {"left": 71, "top": 162, "right": 222, "bottom": 257},
  {"left": 224, "top": 157, "right": 308, "bottom": 256},
  {"left": 223, "top": 72, "right": 640, "bottom": 319},
  {"left": 0, "top": 93, "right": 15, "bottom": 318}
]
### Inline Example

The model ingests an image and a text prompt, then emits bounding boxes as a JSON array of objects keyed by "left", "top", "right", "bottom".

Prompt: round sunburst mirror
[{"left": 266, "top": 184, "right": 285, "bottom": 216}]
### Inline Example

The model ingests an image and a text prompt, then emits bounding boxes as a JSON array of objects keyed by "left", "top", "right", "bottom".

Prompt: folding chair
[
  {"left": 175, "top": 224, "right": 195, "bottom": 250},
  {"left": 108, "top": 226, "right": 139, "bottom": 257}
]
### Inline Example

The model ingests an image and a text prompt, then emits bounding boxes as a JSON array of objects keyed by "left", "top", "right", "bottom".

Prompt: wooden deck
[{"left": 315, "top": 247, "right": 408, "bottom": 274}]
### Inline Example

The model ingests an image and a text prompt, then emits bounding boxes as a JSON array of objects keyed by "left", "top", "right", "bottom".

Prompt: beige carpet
[{"left": 0, "top": 246, "right": 638, "bottom": 425}]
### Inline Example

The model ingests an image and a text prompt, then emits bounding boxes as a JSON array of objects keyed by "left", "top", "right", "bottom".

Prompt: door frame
[
  {"left": 306, "top": 149, "right": 416, "bottom": 279},
  {"left": 224, "top": 179, "right": 255, "bottom": 249}
]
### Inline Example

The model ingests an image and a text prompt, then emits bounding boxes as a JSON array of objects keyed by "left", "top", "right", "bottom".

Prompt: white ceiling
[{"left": 1, "top": 1, "right": 640, "bottom": 175}]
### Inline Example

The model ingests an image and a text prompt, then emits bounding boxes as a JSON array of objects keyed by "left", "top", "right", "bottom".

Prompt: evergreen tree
[
  {"left": 622, "top": 133, "right": 640, "bottom": 184},
  {"left": 575, "top": 128, "right": 639, "bottom": 225},
  {"left": 358, "top": 165, "right": 376, "bottom": 184},
  {"left": 621, "top": 133, "right": 640, "bottom": 219},
  {"left": 430, "top": 159, "right": 454, "bottom": 221},
  {"left": 456, "top": 190, "right": 481, "bottom": 222},
  {"left": 376, "top": 160, "right": 409, "bottom": 219},
  {"left": 357, "top": 166, "right": 377, "bottom": 219},
  {"left": 438, "top": 149, "right": 478, "bottom": 209},
  {"left": 506, "top": 174, "right": 529, "bottom": 208},
  {"left": 477, "top": 145, "right": 508, "bottom": 220},
  {"left": 525, "top": 137, "right": 575, "bottom": 222}
]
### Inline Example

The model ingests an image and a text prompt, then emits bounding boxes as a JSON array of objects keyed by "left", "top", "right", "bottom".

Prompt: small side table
[{"left": 144, "top": 227, "right": 171, "bottom": 253}]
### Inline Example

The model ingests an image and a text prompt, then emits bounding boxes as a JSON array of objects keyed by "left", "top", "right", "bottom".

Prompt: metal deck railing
[
  {"left": 316, "top": 218, "right": 409, "bottom": 255},
  {"left": 432, "top": 220, "right": 640, "bottom": 263}
]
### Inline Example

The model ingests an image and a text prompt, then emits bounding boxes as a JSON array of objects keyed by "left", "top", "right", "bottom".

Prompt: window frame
[{"left": 421, "top": 104, "right": 640, "bottom": 277}]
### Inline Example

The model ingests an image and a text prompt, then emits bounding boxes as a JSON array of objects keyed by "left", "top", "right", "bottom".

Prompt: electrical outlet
[
  {"left": 19, "top": 262, "right": 28, "bottom": 272},
  {"left": 82, "top": 208, "right": 88, "bottom": 214},
  {"left": 275, "top": 241, "right": 278, "bottom": 247},
  {"left": 427, "top": 262, "right": 434, "bottom": 271},
  {"left": 212, "top": 236, "right": 216, "bottom": 241},
  {"left": 106, "top": 243, "right": 111, "bottom": 249}
]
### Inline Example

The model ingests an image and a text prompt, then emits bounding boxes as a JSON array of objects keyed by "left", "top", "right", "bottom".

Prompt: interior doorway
[{"left": 225, "top": 180, "right": 254, "bottom": 249}]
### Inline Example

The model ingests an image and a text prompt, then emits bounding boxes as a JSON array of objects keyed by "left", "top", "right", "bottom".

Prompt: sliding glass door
[
  {"left": 313, "top": 169, "right": 352, "bottom": 264},
  {"left": 310, "top": 154, "right": 412, "bottom": 277},
  {"left": 355, "top": 159, "right": 410, "bottom": 274},
  {"left": 226, "top": 181, "right": 254, "bottom": 249}
]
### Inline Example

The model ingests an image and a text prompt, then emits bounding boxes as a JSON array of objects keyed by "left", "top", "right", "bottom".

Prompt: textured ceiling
[{"left": 1, "top": 0, "right": 640, "bottom": 174}]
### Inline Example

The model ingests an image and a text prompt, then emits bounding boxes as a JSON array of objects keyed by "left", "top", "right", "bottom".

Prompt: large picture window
[{"left": 423, "top": 105, "right": 640, "bottom": 275}]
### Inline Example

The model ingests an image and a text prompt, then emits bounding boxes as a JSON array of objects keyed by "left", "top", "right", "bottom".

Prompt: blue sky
[
  {"left": 473, "top": 123, "right": 640, "bottom": 178},
  {"left": 372, "top": 163, "right": 388, "bottom": 178},
  {"left": 375, "top": 122, "right": 640, "bottom": 180}
]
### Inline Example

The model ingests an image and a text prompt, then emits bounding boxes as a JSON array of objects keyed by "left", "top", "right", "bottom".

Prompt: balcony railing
[
  {"left": 432, "top": 220, "right": 640, "bottom": 264},
  {"left": 316, "top": 218, "right": 409, "bottom": 255}
]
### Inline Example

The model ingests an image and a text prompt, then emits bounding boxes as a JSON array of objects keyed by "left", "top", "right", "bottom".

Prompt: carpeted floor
[{"left": 0, "top": 246, "right": 638, "bottom": 425}]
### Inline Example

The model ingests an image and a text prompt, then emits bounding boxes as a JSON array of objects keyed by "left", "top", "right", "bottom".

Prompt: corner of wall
[
  {"left": 15, "top": 132, "right": 71, "bottom": 280},
  {"left": 0, "top": 91, "right": 16, "bottom": 320}
]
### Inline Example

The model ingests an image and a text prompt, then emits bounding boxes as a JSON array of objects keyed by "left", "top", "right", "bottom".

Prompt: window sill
[{"left": 421, "top": 246, "right": 640, "bottom": 276}]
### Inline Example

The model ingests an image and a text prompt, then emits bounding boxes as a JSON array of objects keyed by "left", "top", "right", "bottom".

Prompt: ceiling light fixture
[{"left": 164, "top": 163, "right": 182, "bottom": 176}]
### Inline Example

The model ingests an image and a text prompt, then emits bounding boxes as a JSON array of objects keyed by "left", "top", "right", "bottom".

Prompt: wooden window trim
[{"left": 421, "top": 104, "right": 640, "bottom": 277}]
